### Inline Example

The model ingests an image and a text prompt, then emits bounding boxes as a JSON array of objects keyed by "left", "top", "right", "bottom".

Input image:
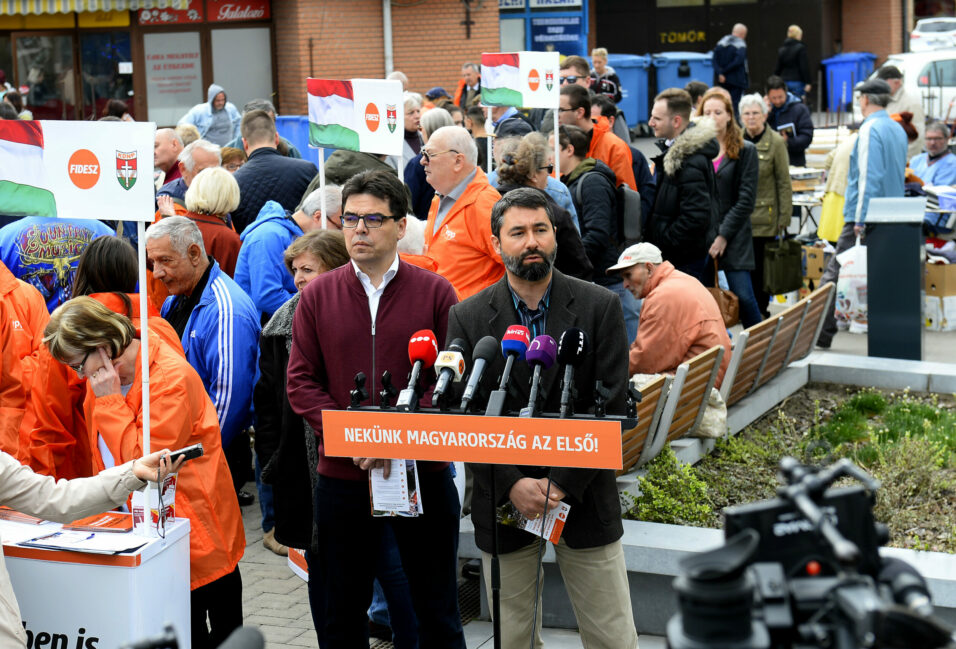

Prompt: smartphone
[{"left": 167, "top": 443, "right": 204, "bottom": 464}]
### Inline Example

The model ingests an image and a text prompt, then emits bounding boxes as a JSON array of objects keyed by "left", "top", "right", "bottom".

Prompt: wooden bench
[
  {"left": 786, "top": 282, "right": 835, "bottom": 363},
  {"left": 721, "top": 316, "right": 781, "bottom": 407},
  {"left": 618, "top": 374, "right": 670, "bottom": 475},
  {"left": 752, "top": 300, "right": 809, "bottom": 392},
  {"left": 639, "top": 346, "right": 724, "bottom": 465}
]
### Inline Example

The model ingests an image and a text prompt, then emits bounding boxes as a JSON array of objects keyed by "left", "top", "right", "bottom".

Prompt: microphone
[
  {"left": 216, "top": 627, "right": 266, "bottom": 649},
  {"left": 431, "top": 338, "right": 467, "bottom": 409},
  {"left": 460, "top": 336, "right": 499, "bottom": 412},
  {"left": 396, "top": 329, "right": 439, "bottom": 412},
  {"left": 485, "top": 325, "right": 531, "bottom": 417},
  {"left": 557, "top": 328, "right": 589, "bottom": 418},
  {"left": 520, "top": 335, "right": 557, "bottom": 418}
]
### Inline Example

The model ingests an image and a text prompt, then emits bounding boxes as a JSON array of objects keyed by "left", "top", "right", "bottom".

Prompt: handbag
[
  {"left": 707, "top": 258, "right": 740, "bottom": 328},
  {"left": 763, "top": 236, "right": 804, "bottom": 295}
]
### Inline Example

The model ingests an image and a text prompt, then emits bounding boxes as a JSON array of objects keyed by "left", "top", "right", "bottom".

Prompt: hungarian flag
[
  {"left": 308, "top": 79, "right": 361, "bottom": 151},
  {"left": 0, "top": 121, "right": 57, "bottom": 218},
  {"left": 481, "top": 53, "right": 524, "bottom": 107}
]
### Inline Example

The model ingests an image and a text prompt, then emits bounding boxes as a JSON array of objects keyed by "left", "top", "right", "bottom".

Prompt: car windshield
[{"left": 917, "top": 20, "right": 956, "bottom": 33}]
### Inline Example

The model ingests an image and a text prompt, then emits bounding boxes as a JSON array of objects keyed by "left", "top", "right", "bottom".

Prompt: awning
[{"left": 0, "top": 0, "right": 185, "bottom": 14}]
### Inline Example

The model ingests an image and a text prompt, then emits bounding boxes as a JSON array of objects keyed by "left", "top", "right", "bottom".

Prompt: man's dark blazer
[{"left": 446, "top": 270, "right": 628, "bottom": 554}]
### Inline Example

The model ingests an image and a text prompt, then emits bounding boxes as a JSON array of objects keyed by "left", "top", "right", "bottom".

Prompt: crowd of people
[{"left": 0, "top": 24, "right": 931, "bottom": 647}]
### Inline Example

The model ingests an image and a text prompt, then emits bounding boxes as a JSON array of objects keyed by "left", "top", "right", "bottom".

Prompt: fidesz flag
[
  {"left": 0, "top": 121, "right": 57, "bottom": 218},
  {"left": 308, "top": 79, "right": 360, "bottom": 152}
]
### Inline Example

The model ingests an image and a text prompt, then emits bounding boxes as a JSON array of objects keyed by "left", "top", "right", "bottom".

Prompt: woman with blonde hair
[
  {"left": 44, "top": 296, "right": 245, "bottom": 647},
  {"left": 697, "top": 89, "right": 762, "bottom": 326},
  {"left": 496, "top": 132, "right": 593, "bottom": 279},
  {"left": 775, "top": 24, "right": 812, "bottom": 98}
]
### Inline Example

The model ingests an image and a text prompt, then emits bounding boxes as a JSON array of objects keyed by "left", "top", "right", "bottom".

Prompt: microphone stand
[{"left": 489, "top": 462, "right": 502, "bottom": 649}]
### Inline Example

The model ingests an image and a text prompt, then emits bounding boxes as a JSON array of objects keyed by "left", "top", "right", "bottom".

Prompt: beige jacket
[
  {"left": 0, "top": 454, "right": 144, "bottom": 647},
  {"left": 823, "top": 134, "right": 859, "bottom": 197},
  {"left": 887, "top": 87, "right": 925, "bottom": 159}
]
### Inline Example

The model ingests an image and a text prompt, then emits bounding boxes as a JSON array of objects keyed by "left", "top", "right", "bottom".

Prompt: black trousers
[
  {"left": 190, "top": 566, "right": 243, "bottom": 648},
  {"left": 308, "top": 467, "right": 465, "bottom": 649},
  {"left": 224, "top": 430, "right": 252, "bottom": 493}
]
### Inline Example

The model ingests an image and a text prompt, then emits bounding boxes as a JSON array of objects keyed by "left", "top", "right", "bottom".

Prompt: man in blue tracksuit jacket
[
  {"left": 817, "top": 79, "right": 908, "bottom": 348},
  {"left": 234, "top": 189, "right": 342, "bottom": 324}
]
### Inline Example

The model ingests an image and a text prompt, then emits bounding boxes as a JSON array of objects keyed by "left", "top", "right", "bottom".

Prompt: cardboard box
[
  {"left": 798, "top": 278, "right": 814, "bottom": 300},
  {"left": 924, "top": 295, "right": 956, "bottom": 331},
  {"left": 926, "top": 263, "right": 956, "bottom": 297},
  {"left": 802, "top": 246, "right": 832, "bottom": 281}
]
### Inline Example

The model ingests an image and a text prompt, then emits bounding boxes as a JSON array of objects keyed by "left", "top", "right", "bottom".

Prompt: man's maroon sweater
[{"left": 286, "top": 259, "right": 458, "bottom": 480}]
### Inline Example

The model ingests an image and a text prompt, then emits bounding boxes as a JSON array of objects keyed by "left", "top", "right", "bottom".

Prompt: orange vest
[{"left": 0, "top": 261, "right": 48, "bottom": 434}]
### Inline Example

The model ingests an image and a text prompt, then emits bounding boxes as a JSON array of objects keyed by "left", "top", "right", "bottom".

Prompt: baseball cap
[
  {"left": 606, "top": 243, "right": 663, "bottom": 273},
  {"left": 426, "top": 87, "right": 451, "bottom": 100},
  {"left": 494, "top": 117, "right": 534, "bottom": 138}
]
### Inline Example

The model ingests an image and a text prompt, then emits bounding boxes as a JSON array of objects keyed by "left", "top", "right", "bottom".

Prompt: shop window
[
  {"left": 15, "top": 34, "right": 75, "bottom": 120},
  {"left": 79, "top": 32, "right": 133, "bottom": 120},
  {"left": 0, "top": 36, "right": 12, "bottom": 92},
  {"left": 210, "top": 27, "right": 272, "bottom": 110},
  {"left": 144, "top": 31, "right": 202, "bottom": 126},
  {"left": 500, "top": 17, "right": 526, "bottom": 51}
]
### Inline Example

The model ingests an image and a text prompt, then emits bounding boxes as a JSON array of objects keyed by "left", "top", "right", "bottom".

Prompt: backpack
[{"left": 573, "top": 171, "right": 642, "bottom": 250}]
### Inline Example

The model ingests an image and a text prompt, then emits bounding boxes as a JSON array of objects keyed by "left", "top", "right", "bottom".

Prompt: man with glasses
[
  {"left": 422, "top": 125, "right": 505, "bottom": 299},
  {"left": 559, "top": 84, "right": 637, "bottom": 190},
  {"left": 558, "top": 55, "right": 592, "bottom": 91},
  {"left": 287, "top": 170, "right": 464, "bottom": 648}
]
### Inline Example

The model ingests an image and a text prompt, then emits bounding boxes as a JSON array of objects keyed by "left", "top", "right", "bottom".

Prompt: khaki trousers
[{"left": 481, "top": 539, "right": 638, "bottom": 649}]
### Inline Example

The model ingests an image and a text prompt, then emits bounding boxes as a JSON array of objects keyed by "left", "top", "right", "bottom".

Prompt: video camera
[{"left": 667, "top": 457, "right": 955, "bottom": 649}]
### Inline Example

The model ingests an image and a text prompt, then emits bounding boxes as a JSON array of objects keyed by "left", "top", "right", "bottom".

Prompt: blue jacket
[
  {"left": 910, "top": 151, "right": 956, "bottom": 187},
  {"left": 162, "top": 261, "right": 261, "bottom": 445},
  {"left": 844, "top": 110, "right": 908, "bottom": 224},
  {"left": 235, "top": 200, "right": 302, "bottom": 321},
  {"left": 157, "top": 177, "right": 188, "bottom": 201},
  {"left": 487, "top": 170, "right": 580, "bottom": 231},
  {"left": 767, "top": 92, "right": 815, "bottom": 167},
  {"left": 178, "top": 83, "right": 241, "bottom": 144},
  {"left": 0, "top": 217, "right": 113, "bottom": 311},
  {"left": 713, "top": 34, "right": 748, "bottom": 89}
]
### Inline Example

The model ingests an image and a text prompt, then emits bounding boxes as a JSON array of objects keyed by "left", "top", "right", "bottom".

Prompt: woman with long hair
[{"left": 697, "top": 89, "right": 762, "bottom": 327}]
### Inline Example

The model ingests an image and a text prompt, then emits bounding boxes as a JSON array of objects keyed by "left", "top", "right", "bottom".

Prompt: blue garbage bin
[
  {"left": 652, "top": 52, "right": 713, "bottom": 95},
  {"left": 276, "top": 115, "right": 313, "bottom": 160},
  {"left": 606, "top": 54, "right": 652, "bottom": 126},
  {"left": 821, "top": 52, "right": 877, "bottom": 112}
]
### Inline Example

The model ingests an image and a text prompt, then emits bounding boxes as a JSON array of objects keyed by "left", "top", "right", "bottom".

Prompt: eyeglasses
[
  {"left": 557, "top": 107, "right": 575, "bottom": 113},
  {"left": 67, "top": 351, "right": 91, "bottom": 374},
  {"left": 539, "top": 164, "right": 554, "bottom": 174},
  {"left": 341, "top": 213, "right": 395, "bottom": 229},
  {"left": 560, "top": 76, "right": 581, "bottom": 85},
  {"left": 421, "top": 148, "right": 460, "bottom": 163}
]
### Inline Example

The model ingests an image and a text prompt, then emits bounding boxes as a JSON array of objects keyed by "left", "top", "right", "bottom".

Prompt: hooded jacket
[
  {"left": 235, "top": 200, "right": 302, "bottom": 322},
  {"left": 714, "top": 34, "right": 749, "bottom": 88},
  {"left": 767, "top": 92, "right": 814, "bottom": 166},
  {"left": 588, "top": 116, "right": 637, "bottom": 190},
  {"left": 563, "top": 157, "right": 620, "bottom": 284},
  {"left": 775, "top": 38, "right": 811, "bottom": 85},
  {"left": 647, "top": 120, "right": 721, "bottom": 267},
  {"left": 629, "top": 261, "right": 731, "bottom": 386},
  {"left": 177, "top": 83, "right": 241, "bottom": 144}
]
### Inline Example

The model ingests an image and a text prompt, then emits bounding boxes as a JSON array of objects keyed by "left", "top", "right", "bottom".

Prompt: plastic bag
[
  {"left": 834, "top": 237, "right": 867, "bottom": 329},
  {"left": 691, "top": 388, "right": 728, "bottom": 439}
]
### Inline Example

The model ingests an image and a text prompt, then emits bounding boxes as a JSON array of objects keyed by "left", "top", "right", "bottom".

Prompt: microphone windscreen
[
  {"left": 408, "top": 329, "right": 439, "bottom": 368},
  {"left": 557, "top": 328, "right": 589, "bottom": 366},
  {"left": 448, "top": 338, "right": 467, "bottom": 354},
  {"left": 526, "top": 335, "right": 558, "bottom": 369},
  {"left": 216, "top": 627, "right": 266, "bottom": 649},
  {"left": 473, "top": 336, "right": 499, "bottom": 362},
  {"left": 501, "top": 325, "right": 532, "bottom": 360}
]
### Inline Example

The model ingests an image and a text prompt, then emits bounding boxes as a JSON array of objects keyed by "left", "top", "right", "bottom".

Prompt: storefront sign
[
  {"left": 138, "top": 0, "right": 203, "bottom": 25},
  {"left": 499, "top": 0, "right": 526, "bottom": 8},
  {"left": 529, "top": 0, "right": 582, "bottom": 7},
  {"left": 531, "top": 16, "right": 584, "bottom": 56},
  {"left": 659, "top": 30, "right": 707, "bottom": 45},
  {"left": 144, "top": 31, "right": 202, "bottom": 127},
  {"left": 207, "top": 0, "right": 270, "bottom": 21}
]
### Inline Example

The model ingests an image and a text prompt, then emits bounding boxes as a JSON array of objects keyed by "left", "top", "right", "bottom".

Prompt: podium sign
[{"left": 322, "top": 410, "right": 623, "bottom": 470}]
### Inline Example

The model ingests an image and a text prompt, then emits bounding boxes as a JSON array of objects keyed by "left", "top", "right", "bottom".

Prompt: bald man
[
  {"left": 154, "top": 128, "right": 184, "bottom": 187},
  {"left": 714, "top": 23, "right": 749, "bottom": 112}
]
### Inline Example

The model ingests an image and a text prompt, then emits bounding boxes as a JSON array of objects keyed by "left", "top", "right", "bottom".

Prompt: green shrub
[{"left": 623, "top": 446, "right": 713, "bottom": 526}]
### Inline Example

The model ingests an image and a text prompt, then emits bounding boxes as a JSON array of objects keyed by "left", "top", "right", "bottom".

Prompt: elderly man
[
  {"left": 455, "top": 62, "right": 482, "bottom": 108},
  {"left": 232, "top": 110, "right": 318, "bottom": 234},
  {"left": 559, "top": 85, "right": 636, "bottom": 190},
  {"left": 817, "top": 78, "right": 907, "bottom": 349},
  {"left": 178, "top": 83, "right": 242, "bottom": 146},
  {"left": 879, "top": 66, "right": 926, "bottom": 159},
  {"left": 157, "top": 139, "right": 222, "bottom": 202},
  {"left": 154, "top": 128, "right": 184, "bottom": 187},
  {"left": 422, "top": 125, "right": 504, "bottom": 299},
  {"left": 610, "top": 242, "right": 731, "bottom": 386},
  {"left": 714, "top": 23, "right": 749, "bottom": 112},
  {"left": 235, "top": 186, "right": 342, "bottom": 324},
  {"left": 145, "top": 217, "right": 261, "bottom": 502},
  {"left": 286, "top": 170, "right": 464, "bottom": 648},
  {"left": 447, "top": 188, "right": 638, "bottom": 649},
  {"left": 224, "top": 98, "right": 302, "bottom": 159}
]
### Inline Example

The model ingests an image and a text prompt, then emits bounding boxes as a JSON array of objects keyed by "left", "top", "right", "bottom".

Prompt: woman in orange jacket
[
  {"left": 22, "top": 236, "right": 183, "bottom": 479},
  {"left": 44, "top": 296, "right": 244, "bottom": 648}
]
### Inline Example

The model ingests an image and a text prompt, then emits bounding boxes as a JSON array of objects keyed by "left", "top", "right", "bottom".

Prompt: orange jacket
[
  {"left": 23, "top": 293, "right": 183, "bottom": 480},
  {"left": 87, "top": 333, "right": 244, "bottom": 589},
  {"left": 628, "top": 262, "right": 732, "bottom": 387},
  {"left": 588, "top": 116, "right": 637, "bottom": 191},
  {"left": 424, "top": 168, "right": 505, "bottom": 300},
  {"left": 452, "top": 77, "right": 481, "bottom": 108},
  {"left": 0, "top": 301, "right": 24, "bottom": 449},
  {"left": 0, "top": 261, "right": 48, "bottom": 413}
]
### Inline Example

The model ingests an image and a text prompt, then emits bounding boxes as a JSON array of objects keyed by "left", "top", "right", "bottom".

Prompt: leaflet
[
  {"left": 19, "top": 530, "right": 147, "bottom": 554},
  {"left": 496, "top": 501, "right": 570, "bottom": 544},
  {"left": 370, "top": 459, "right": 423, "bottom": 517}
]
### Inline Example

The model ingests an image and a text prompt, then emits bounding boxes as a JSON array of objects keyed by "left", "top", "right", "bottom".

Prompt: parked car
[
  {"left": 853, "top": 50, "right": 956, "bottom": 121},
  {"left": 910, "top": 17, "right": 956, "bottom": 52}
]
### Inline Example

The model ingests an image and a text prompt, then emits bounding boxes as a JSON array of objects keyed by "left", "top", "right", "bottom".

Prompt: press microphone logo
[{"left": 411, "top": 334, "right": 439, "bottom": 357}]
